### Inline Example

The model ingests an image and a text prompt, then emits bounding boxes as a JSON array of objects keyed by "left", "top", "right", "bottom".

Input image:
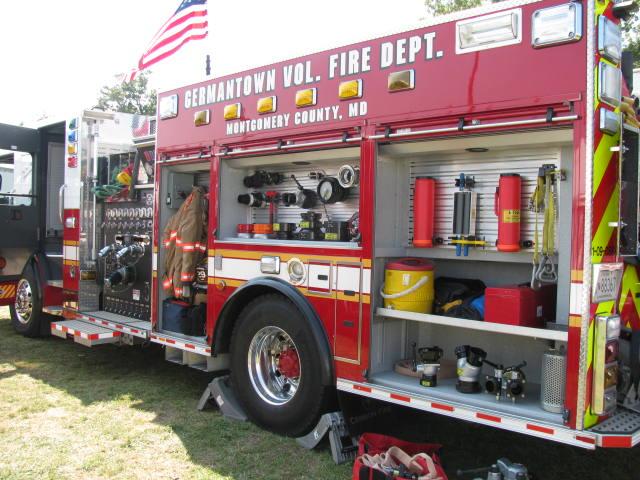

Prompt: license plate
[{"left": 592, "top": 264, "right": 623, "bottom": 303}]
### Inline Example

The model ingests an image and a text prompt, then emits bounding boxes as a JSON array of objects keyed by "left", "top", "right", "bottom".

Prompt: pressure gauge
[
  {"left": 317, "top": 177, "right": 348, "bottom": 204},
  {"left": 145, "top": 194, "right": 153, "bottom": 206}
]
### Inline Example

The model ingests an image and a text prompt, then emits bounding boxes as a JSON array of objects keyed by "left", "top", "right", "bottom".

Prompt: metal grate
[
  {"left": 407, "top": 147, "right": 562, "bottom": 247},
  {"left": 541, "top": 348, "right": 566, "bottom": 413},
  {"left": 590, "top": 408, "right": 640, "bottom": 434}
]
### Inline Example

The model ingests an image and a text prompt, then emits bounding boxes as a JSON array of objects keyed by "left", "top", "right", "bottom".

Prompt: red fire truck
[{"left": 4, "top": 0, "right": 640, "bottom": 450}]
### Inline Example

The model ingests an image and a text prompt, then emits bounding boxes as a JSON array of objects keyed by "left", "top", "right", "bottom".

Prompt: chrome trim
[
  {"left": 160, "top": 153, "right": 212, "bottom": 163},
  {"left": 220, "top": 136, "right": 363, "bottom": 157},
  {"left": 58, "top": 184, "right": 66, "bottom": 223},
  {"left": 368, "top": 114, "right": 579, "bottom": 140}
]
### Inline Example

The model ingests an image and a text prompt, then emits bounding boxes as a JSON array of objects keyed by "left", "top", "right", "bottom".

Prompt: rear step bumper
[
  {"left": 590, "top": 408, "right": 640, "bottom": 448},
  {"left": 51, "top": 320, "right": 122, "bottom": 347}
]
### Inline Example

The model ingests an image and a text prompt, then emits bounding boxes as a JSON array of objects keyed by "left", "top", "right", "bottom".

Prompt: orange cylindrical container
[
  {"left": 413, "top": 177, "right": 436, "bottom": 248},
  {"left": 495, "top": 173, "right": 521, "bottom": 252}
]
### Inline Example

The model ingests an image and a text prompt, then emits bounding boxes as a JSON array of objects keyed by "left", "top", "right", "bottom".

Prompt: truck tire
[
  {"left": 10, "top": 270, "right": 49, "bottom": 337},
  {"left": 229, "top": 294, "right": 329, "bottom": 437}
]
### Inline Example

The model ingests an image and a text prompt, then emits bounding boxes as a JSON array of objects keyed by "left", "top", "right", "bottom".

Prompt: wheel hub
[
  {"left": 14, "top": 278, "right": 33, "bottom": 325},
  {"left": 277, "top": 349, "right": 300, "bottom": 379},
  {"left": 247, "top": 326, "right": 301, "bottom": 406}
]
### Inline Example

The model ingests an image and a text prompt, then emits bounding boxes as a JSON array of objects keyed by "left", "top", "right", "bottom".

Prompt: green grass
[{"left": 0, "top": 308, "right": 350, "bottom": 480}]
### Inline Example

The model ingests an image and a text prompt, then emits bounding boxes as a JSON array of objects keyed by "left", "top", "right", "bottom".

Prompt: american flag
[{"left": 127, "top": 0, "right": 208, "bottom": 82}]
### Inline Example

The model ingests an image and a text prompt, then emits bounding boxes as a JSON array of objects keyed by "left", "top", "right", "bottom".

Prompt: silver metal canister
[{"left": 541, "top": 347, "right": 567, "bottom": 413}]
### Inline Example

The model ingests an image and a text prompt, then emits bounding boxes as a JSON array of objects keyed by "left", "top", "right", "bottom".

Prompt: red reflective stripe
[
  {"left": 575, "top": 435, "right": 596, "bottom": 445},
  {"left": 353, "top": 384, "right": 372, "bottom": 393},
  {"left": 185, "top": 344, "right": 195, "bottom": 349},
  {"left": 88, "top": 334, "right": 99, "bottom": 340},
  {"left": 390, "top": 393, "right": 411, "bottom": 403},
  {"left": 526, "top": 424, "right": 554, "bottom": 435},
  {"left": 476, "top": 412, "right": 501, "bottom": 423},
  {"left": 431, "top": 402, "right": 454, "bottom": 412},
  {"left": 131, "top": 329, "right": 140, "bottom": 334},
  {"left": 166, "top": 338, "right": 176, "bottom": 344},
  {"left": 601, "top": 435, "right": 632, "bottom": 448}
]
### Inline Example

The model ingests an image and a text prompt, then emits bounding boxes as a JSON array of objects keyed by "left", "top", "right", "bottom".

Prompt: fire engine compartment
[
  {"left": 156, "top": 161, "right": 210, "bottom": 341},
  {"left": 217, "top": 147, "right": 361, "bottom": 247},
  {"left": 370, "top": 129, "right": 573, "bottom": 425}
]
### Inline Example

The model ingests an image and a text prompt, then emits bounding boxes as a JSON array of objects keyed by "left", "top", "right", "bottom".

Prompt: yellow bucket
[{"left": 381, "top": 258, "right": 434, "bottom": 313}]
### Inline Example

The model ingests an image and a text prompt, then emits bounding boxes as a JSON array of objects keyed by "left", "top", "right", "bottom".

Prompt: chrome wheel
[
  {"left": 247, "top": 326, "right": 301, "bottom": 406},
  {"left": 14, "top": 279, "right": 33, "bottom": 325}
]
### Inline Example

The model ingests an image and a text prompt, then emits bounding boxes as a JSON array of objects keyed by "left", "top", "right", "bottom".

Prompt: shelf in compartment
[
  {"left": 218, "top": 238, "right": 360, "bottom": 249},
  {"left": 376, "top": 308, "right": 568, "bottom": 342},
  {"left": 370, "top": 371, "right": 564, "bottom": 426}
]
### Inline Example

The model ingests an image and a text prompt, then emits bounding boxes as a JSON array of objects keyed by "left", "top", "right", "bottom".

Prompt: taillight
[{"left": 592, "top": 314, "right": 621, "bottom": 415}]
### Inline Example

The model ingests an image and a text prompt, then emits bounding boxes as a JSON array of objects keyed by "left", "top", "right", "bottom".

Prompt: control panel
[{"left": 99, "top": 190, "right": 154, "bottom": 320}]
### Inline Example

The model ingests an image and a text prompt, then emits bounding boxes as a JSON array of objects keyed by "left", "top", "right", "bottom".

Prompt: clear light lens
[
  {"left": 599, "top": 62, "right": 622, "bottom": 107},
  {"left": 599, "top": 108, "right": 620, "bottom": 135},
  {"left": 598, "top": 16, "right": 622, "bottom": 64},
  {"left": 532, "top": 3, "right": 582, "bottom": 48},
  {"left": 287, "top": 258, "right": 306, "bottom": 284},
  {"left": 159, "top": 94, "right": 178, "bottom": 120},
  {"left": 457, "top": 9, "right": 521, "bottom": 53},
  {"left": 606, "top": 315, "right": 621, "bottom": 341}
]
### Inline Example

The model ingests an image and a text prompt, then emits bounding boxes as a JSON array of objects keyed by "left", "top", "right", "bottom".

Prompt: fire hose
[{"left": 530, "top": 166, "right": 558, "bottom": 288}]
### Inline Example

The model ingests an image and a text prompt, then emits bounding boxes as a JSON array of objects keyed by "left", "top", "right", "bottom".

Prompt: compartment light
[
  {"left": 598, "top": 16, "right": 622, "bottom": 64},
  {"left": 338, "top": 80, "right": 363, "bottom": 100},
  {"left": 532, "top": 3, "right": 582, "bottom": 48},
  {"left": 67, "top": 131, "right": 77, "bottom": 143},
  {"left": 593, "top": 314, "right": 620, "bottom": 415},
  {"left": 295, "top": 88, "right": 317, "bottom": 108},
  {"left": 193, "top": 109, "right": 210, "bottom": 126},
  {"left": 257, "top": 96, "right": 277, "bottom": 114},
  {"left": 599, "top": 108, "right": 620, "bottom": 135},
  {"left": 159, "top": 94, "right": 178, "bottom": 120},
  {"left": 68, "top": 118, "right": 78, "bottom": 130},
  {"left": 388, "top": 70, "right": 415, "bottom": 92},
  {"left": 67, "top": 144, "right": 77, "bottom": 155},
  {"left": 456, "top": 9, "right": 522, "bottom": 54},
  {"left": 223, "top": 103, "right": 242, "bottom": 121},
  {"left": 599, "top": 61, "right": 622, "bottom": 108}
]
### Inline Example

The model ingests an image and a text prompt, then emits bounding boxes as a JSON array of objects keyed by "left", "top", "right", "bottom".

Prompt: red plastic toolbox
[{"left": 484, "top": 285, "right": 556, "bottom": 327}]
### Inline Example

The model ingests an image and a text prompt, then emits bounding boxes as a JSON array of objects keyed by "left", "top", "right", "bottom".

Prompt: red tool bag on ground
[{"left": 353, "top": 433, "right": 448, "bottom": 480}]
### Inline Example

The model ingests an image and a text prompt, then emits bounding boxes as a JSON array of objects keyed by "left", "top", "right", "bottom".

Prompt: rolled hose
[{"left": 379, "top": 276, "right": 429, "bottom": 300}]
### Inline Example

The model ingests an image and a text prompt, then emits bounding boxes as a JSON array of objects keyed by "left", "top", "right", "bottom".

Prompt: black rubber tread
[{"left": 229, "top": 293, "right": 328, "bottom": 437}]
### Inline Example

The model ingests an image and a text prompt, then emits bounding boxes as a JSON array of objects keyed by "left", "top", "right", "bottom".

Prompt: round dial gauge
[{"left": 317, "top": 177, "right": 348, "bottom": 204}]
